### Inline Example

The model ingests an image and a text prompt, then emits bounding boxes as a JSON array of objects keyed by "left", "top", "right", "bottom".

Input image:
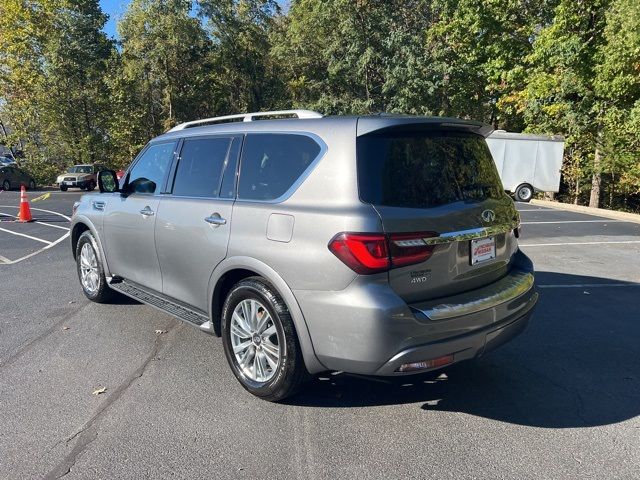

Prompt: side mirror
[{"left": 98, "top": 170, "right": 120, "bottom": 193}]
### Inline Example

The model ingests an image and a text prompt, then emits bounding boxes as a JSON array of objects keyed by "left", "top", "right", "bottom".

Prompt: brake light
[{"left": 328, "top": 232, "right": 437, "bottom": 274}]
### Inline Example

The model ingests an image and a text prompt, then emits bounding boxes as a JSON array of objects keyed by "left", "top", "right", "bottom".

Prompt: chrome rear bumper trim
[{"left": 410, "top": 268, "right": 535, "bottom": 321}]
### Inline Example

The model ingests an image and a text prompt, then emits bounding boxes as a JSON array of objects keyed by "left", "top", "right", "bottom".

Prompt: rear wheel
[
  {"left": 76, "top": 231, "right": 113, "bottom": 303},
  {"left": 515, "top": 183, "right": 534, "bottom": 202},
  {"left": 221, "top": 277, "right": 308, "bottom": 402},
  {"left": 2, "top": 180, "right": 9, "bottom": 191}
]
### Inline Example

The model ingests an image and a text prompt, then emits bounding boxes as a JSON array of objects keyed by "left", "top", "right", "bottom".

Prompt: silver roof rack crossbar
[{"left": 168, "top": 109, "right": 323, "bottom": 132}]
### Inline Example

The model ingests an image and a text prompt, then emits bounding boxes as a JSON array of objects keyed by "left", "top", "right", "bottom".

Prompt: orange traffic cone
[{"left": 17, "top": 185, "right": 33, "bottom": 222}]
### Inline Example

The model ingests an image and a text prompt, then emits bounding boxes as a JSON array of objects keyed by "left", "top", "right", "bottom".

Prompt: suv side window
[
  {"left": 127, "top": 142, "right": 175, "bottom": 194},
  {"left": 238, "top": 133, "right": 322, "bottom": 201},
  {"left": 172, "top": 137, "right": 231, "bottom": 198}
]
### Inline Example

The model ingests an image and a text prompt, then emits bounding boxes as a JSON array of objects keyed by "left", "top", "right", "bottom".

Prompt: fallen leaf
[
  {"left": 62, "top": 326, "right": 70, "bottom": 330},
  {"left": 583, "top": 291, "right": 591, "bottom": 295},
  {"left": 68, "top": 301, "right": 76, "bottom": 304},
  {"left": 92, "top": 387, "right": 107, "bottom": 396},
  {"left": 155, "top": 329, "right": 167, "bottom": 335}
]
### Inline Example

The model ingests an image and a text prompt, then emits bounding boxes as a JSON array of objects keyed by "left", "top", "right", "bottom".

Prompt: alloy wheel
[
  {"left": 230, "top": 299, "right": 281, "bottom": 382},
  {"left": 79, "top": 242, "right": 99, "bottom": 294}
]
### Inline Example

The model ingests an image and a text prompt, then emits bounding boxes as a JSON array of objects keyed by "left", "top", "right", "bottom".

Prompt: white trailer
[{"left": 486, "top": 131, "right": 565, "bottom": 202}]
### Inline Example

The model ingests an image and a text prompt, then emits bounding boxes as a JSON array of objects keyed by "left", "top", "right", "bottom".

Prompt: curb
[{"left": 530, "top": 199, "right": 640, "bottom": 225}]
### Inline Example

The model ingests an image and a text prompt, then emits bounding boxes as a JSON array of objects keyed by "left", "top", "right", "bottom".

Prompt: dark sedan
[{"left": 0, "top": 166, "right": 36, "bottom": 191}]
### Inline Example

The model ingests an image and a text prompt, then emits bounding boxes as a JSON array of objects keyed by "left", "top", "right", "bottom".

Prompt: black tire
[
  {"left": 515, "top": 183, "right": 534, "bottom": 202},
  {"left": 28, "top": 180, "right": 36, "bottom": 190},
  {"left": 79, "top": 185, "right": 86, "bottom": 191},
  {"left": 75, "top": 231, "right": 114, "bottom": 303},
  {"left": 221, "top": 277, "right": 308, "bottom": 402},
  {"left": 86, "top": 181, "right": 96, "bottom": 191},
  {"left": 60, "top": 185, "right": 68, "bottom": 192},
  {"left": 2, "top": 180, "right": 10, "bottom": 191}
]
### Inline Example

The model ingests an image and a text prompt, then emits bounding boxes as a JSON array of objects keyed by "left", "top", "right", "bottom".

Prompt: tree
[
  {"left": 116, "top": 0, "right": 212, "bottom": 132},
  {"left": 595, "top": 0, "right": 640, "bottom": 208},
  {"left": 197, "top": 0, "right": 283, "bottom": 113},
  {"left": 0, "top": 0, "right": 114, "bottom": 183},
  {"left": 517, "top": 0, "right": 611, "bottom": 207}
]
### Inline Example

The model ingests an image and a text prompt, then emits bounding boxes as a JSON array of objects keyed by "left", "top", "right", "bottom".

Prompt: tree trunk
[{"left": 589, "top": 146, "right": 602, "bottom": 208}]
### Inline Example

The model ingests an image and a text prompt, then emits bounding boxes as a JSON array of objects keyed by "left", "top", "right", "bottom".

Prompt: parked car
[
  {"left": 0, "top": 165, "right": 36, "bottom": 191},
  {"left": 0, "top": 155, "right": 17, "bottom": 167},
  {"left": 70, "top": 110, "right": 538, "bottom": 401},
  {"left": 56, "top": 164, "right": 107, "bottom": 191}
]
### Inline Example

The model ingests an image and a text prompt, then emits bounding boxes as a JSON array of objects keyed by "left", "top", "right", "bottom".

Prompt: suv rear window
[
  {"left": 357, "top": 131, "right": 503, "bottom": 208},
  {"left": 238, "top": 133, "right": 321, "bottom": 201}
]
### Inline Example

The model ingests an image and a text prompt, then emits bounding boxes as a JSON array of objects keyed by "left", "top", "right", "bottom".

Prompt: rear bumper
[{"left": 294, "top": 249, "right": 537, "bottom": 375}]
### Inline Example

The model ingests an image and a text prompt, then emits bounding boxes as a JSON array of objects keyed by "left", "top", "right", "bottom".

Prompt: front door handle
[
  {"left": 140, "top": 206, "right": 155, "bottom": 217},
  {"left": 205, "top": 213, "right": 226, "bottom": 226}
]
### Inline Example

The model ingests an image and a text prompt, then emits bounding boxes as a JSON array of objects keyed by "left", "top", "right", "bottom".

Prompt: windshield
[
  {"left": 67, "top": 166, "right": 93, "bottom": 174},
  {"left": 357, "top": 131, "right": 504, "bottom": 209}
]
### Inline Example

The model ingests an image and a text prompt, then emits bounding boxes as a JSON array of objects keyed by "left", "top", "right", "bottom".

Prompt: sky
[{"left": 100, "top": 0, "right": 129, "bottom": 39}]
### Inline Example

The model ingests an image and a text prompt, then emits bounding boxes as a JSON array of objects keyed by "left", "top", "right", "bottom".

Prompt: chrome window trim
[{"left": 235, "top": 131, "right": 328, "bottom": 205}]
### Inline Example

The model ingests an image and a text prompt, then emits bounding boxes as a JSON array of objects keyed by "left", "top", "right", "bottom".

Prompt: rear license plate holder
[{"left": 470, "top": 236, "right": 496, "bottom": 265}]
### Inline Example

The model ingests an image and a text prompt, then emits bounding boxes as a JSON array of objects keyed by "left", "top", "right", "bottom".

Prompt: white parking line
[
  {"left": 538, "top": 283, "right": 640, "bottom": 288},
  {"left": 0, "top": 205, "right": 72, "bottom": 264},
  {"left": 0, "top": 212, "right": 70, "bottom": 231},
  {"left": 521, "top": 220, "right": 624, "bottom": 224},
  {"left": 520, "top": 240, "right": 640, "bottom": 247},
  {"left": 0, "top": 226, "right": 52, "bottom": 244}
]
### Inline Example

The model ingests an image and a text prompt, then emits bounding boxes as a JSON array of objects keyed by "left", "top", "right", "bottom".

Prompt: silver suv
[{"left": 71, "top": 110, "right": 538, "bottom": 401}]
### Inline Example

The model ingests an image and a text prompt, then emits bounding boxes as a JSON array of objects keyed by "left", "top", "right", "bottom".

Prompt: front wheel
[
  {"left": 221, "top": 277, "right": 308, "bottom": 402},
  {"left": 76, "top": 231, "right": 113, "bottom": 303},
  {"left": 515, "top": 183, "right": 534, "bottom": 202},
  {"left": 60, "top": 185, "right": 68, "bottom": 192},
  {"left": 86, "top": 181, "right": 96, "bottom": 191}
]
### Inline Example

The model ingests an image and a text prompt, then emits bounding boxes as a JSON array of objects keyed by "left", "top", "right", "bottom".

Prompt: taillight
[
  {"left": 328, "top": 233, "right": 389, "bottom": 274},
  {"left": 388, "top": 232, "right": 437, "bottom": 267},
  {"left": 328, "top": 232, "right": 437, "bottom": 274}
]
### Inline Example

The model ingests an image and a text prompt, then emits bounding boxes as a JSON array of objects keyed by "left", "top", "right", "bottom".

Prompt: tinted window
[
  {"left": 357, "top": 131, "right": 503, "bottom": 209},
  {"left": 127, "top": 142, "right": 175, "bottom": 194},
  {"left": 172, "top": 137, "right": 231, "bottom": 198},
  {"left": 238, "top": 134, "right": 321, "bottom": 201}
]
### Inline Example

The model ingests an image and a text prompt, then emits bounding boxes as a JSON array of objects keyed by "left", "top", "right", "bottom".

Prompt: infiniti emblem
[{"left": 481, "top": 209, "right": 496, "bottom": 223}]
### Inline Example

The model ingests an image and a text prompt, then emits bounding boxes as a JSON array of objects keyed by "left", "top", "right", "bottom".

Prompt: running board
[{"left": 109, "top": 279, "right": 214, "bottom": 334}]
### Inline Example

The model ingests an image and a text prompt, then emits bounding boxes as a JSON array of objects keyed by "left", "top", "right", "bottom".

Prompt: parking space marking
[
  {"left": 520, "top": 240, "right": 640, "bottom": 247},
  {"left": 0, "top": 205, "right": 72, "bottom": 265},
  {"left": 0, "top": 226, "right": 52, "bottom": 244},
  {"left": 520, "top": 220, "right": 625, "bottom": 224},
  {"left": 538, "top": 283, "right": 640, "bottom": 288},
  {"left": 0, "top": 212, "right": 71, "bottom": 231},
  {"left": 0, "top": 254, "right": 11, "bottom": 264}
]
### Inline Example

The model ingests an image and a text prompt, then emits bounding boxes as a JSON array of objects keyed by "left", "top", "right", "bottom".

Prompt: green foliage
[{"left": 0, "top": 0, "right": 638, "bottom": 210}]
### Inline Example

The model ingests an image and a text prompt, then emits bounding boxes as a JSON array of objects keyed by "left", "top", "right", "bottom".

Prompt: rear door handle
[
  {"left": 140, "top": 206, "right": 155, "bottom": 217},
  {"left": 205, "top": 213, "right": 226, "bottom": 226}
]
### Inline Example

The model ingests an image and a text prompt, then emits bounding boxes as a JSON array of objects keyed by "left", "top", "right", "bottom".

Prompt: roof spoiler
[{"left": 356, "top": 116, "right": 494, "bottom": 138}]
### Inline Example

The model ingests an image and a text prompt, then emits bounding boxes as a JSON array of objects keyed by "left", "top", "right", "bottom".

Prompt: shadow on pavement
[{"left": 287, "top": 272, "right": 640, "bottom": 428}]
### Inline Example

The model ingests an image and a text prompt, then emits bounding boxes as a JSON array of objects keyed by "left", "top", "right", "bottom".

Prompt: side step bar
[{"left": 109, "top": 279, "right": 214, "bottom": 334}]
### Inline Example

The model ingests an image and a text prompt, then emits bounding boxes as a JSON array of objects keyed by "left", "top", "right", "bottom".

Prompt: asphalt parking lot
[{"left": 0, "top": 190, "right": 638, "bottom": 480}]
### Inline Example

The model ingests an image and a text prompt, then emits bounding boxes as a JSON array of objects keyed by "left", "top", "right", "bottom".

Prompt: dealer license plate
[{"left": 470, "top": 237, "right": 496, "bottom": 265}]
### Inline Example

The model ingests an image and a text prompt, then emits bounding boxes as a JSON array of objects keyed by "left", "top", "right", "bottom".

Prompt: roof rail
[{"left": 168, "top": 109, "right": 323, "bottom": 132}]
